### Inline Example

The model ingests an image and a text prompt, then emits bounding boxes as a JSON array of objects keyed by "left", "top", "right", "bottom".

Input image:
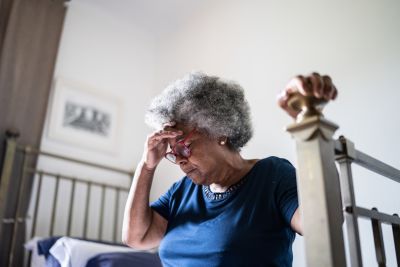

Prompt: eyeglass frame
[{"left": 164, "top": 129, "right": 196, "bottom": 164}]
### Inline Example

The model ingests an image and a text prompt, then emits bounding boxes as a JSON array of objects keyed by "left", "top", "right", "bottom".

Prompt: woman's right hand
[
  {"left": 142, "top": 128, "right": 182, "bottom": 170},
  {"left": 277, "top": 73, "right": 338, "bottom": 119}
]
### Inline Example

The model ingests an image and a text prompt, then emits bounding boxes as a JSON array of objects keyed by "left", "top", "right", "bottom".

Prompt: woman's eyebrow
[
  {"left": 169, "top": 134, "right": 184, "bottom": 148},
  {"left": 175, "top": 132, "right": 192, "bottom": 144}
]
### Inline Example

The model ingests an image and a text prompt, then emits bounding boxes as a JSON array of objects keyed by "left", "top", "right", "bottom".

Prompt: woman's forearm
[{"left": 122, "top": 160, "right": 156, "bottom": 246}]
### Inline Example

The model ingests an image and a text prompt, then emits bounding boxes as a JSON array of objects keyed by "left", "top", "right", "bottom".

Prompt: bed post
[
  {"left": 0, "top": 129, "right": 20, "bottom": 267},
  {"left": 285, "top": 93, "right": 347, "bottom": 267}
]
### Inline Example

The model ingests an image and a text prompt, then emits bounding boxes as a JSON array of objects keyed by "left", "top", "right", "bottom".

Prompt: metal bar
[
  {"left": 355, "top": 150, "right": 400, "bottom": 184},
  {"left": 30, "top": 172, "right": 43, "bottom": 238},
  {"left": 19, "top": 146, "right": 134, "bottom": 176},
  {"left": 371, "top": 208, "right": 386, "bottom": 267},
  {"left": 8, "top": 148, "right": 28, "bottom": 267},
  {"left": 24, "top": 167, "right": 128, "bottom": 191},
  {"left": 0, "top": 130, "right": 19, "bottom": 254},
  {"left": 286, "top": 116, "right": 347, "bottom": 267},
  {"left": 83, "top": 182, "right": 92, "bottom": 239},
  {"left": 98, "top": 185, "right": 105, "bottom": 240},
  {"left": 49, "top": 175, "right": 60, "bottom": 236},
  {"left": 393, "top": 214, "right": 400, "bottom": 266},
  {"left": 334, "top": 137, "right": 400, "bottom": 184},
  {"left": 26, "top": 251, "right": 32, "bottom": 267},
  {"left": 113, "top": 189, "right": 120, "bottom": 243},
  {"left": 336, "top": 154, "right": 363, "bottom": 267},
  {"left": 66, "top": 179, "right": 76, "bottom": 236},
  {"left": 349, "top": 206, "right": 400, "bottom": 225}
]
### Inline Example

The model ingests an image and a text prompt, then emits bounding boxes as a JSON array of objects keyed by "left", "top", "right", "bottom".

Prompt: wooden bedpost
[{"left": 285, "top": 93, "right": 347, "bottom": 267}]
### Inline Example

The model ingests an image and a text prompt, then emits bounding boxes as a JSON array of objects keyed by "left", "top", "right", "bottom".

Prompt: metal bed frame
[
  {"left": 286, "top": 93, "right": 400, "bottom": 267},
  {"left": 1, "top": 94, "right": 399, "bottom": 267},
  {"left": 0, "top": 130, "right": 133, "bottom": 267}
]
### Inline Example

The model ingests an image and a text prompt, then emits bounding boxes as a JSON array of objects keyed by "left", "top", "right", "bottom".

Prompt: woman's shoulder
[
  {"left": 247, "top": 157, "right": 296, "bottom": 191},
  {"left": 247, "top": 156, "right": 295, "bottom": 181},
  {"left": 254, "top": 156, "right": 294, "bottom": 169}
]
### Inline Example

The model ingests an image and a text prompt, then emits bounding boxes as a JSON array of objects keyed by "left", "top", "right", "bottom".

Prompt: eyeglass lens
[
  {"left": 165, "top": 153, "right": 177, "bottom": 163},
  {"left": 174, "top": 143, "right": 191, "bottom": 157},
  {"left": 166, "top": 143, "right": 191, "bottom": 163}
]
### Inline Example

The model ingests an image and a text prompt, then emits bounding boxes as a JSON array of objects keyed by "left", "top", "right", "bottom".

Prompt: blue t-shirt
[{"left": 151, "top": 157, "right": 299, "bottom": 267}]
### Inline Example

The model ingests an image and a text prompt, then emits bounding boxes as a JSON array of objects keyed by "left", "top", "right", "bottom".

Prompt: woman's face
[{"left": 165, "top": 124, "right": 227, "bottom": 185}]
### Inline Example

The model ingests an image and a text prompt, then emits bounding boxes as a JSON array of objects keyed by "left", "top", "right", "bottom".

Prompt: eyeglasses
[{"left": 165, "top": 129, "right": 196, "bottom": 164}]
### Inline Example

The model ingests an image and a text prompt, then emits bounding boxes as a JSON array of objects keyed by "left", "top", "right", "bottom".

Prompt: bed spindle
[
  {"left": 113, "top": 188, "right": 120, "bottom": 243},
  {"left": 371, "top": 208, "right": 386, "bottom": 267},
  {"left": 30, "top": 172, "right": 43, "bottom": 239},
  {"left": 83, "top": 182, "right": 92, "bottom": 239},
  {"left": 49, "top": 175, "right": 60, "bottom": 236},
  {"left": 336, "top": 138, "right": 363, "bottom": 267},
  {"left": 98, "top": 185, "right": 106, "bottom": 240},
  {"left": 393, "top": 214, "right": 400, "bottom": 266},
  {"left": 67, "top": 179, "right": 76, "bottom": 236}
]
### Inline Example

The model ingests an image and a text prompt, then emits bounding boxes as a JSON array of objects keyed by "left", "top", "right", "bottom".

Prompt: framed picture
[{"left": 48, "top": 78, "right": 121, "bottom": 154}]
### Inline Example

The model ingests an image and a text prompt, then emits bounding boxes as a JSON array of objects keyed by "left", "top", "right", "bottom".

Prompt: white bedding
[
  {"left": 25, "top": 237, "right": 46, "bottom": 267},
  {"left": 25, "top": 236, "right": 157, "bottom": 267},
  {"left": 50, "top": 237, "right": 141, "bottom": 267}
]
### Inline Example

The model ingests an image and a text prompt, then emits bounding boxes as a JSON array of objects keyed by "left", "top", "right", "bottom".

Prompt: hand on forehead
[
  {"left": 162, "top": 121, "right": 191, "bottom": 133},
  {"left": 162, "top": 121, "right": 176, "bottom": 131}
]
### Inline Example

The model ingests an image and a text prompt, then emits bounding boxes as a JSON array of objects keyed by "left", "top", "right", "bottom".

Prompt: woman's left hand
[{"left": 277, "top": 72, "right": 338, "bottom": 118}]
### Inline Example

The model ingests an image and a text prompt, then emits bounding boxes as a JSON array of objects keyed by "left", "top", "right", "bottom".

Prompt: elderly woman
[{"left": 122, "top": 72, "right": 337, "bottom": 266}]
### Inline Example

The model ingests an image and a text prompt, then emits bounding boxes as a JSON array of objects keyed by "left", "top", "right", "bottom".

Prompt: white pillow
[
  {"left": 24, "top": 237, "right": 46, "bottom": 267},
  {"left": 49, "top": 237, "right": 144, "bottom": 267}
]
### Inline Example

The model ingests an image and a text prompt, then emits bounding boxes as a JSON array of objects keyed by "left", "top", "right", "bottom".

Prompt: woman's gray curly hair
[{"left": 145, "top": 72, "right": 253, "bottom": 151}]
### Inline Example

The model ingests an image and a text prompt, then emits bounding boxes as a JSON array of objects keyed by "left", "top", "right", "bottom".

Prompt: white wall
[
  {"left": 150, "top": 1, "right": 400, "bottom": 266},
  {"left": 33, "top": 0, "right": 156, "bottom": 241},
  {"left": 42, "top": 0, "right": 156, "bottom": 172}
]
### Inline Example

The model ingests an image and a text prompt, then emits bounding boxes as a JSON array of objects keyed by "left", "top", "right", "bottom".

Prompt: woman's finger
[
  {"left": 288, "top": 75, "right": 313, "bottom": 96},
  {"left": 149, "top": 130, "right": 182, "bottom": 144},
  {"left": 309, "top": 72, "right": 324, "bottom": 97},
  {"left": 322, "top": 75, "right": 335, "bottom": 100}
]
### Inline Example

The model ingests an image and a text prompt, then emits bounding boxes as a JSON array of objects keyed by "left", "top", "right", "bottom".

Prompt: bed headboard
[{"left": 0, "top": 131, "right": 134, "bottom": 267}]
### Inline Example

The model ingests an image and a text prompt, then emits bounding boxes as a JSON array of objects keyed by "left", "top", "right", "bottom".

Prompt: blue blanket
[{"left": 86, "top": 252, "right": 162, "bottom": 267}]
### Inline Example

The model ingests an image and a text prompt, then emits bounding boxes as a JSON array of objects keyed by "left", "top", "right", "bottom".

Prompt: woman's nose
[{"left": 176, "top": 154, "right": 188, "bottom": 165}]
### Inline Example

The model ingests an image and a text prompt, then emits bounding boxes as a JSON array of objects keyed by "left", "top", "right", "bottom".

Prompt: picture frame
[{"left": 48, "top": 78, "right": 121, "bottom": 154}]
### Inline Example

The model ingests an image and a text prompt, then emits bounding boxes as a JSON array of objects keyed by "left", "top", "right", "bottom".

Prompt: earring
[{"left": 219, "top": 137, "right": 227, "bottom": 145}]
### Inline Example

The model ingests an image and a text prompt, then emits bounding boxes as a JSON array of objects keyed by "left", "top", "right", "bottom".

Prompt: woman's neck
[{"left": 209, "top": 155, "right": 257, "bottom": 193}]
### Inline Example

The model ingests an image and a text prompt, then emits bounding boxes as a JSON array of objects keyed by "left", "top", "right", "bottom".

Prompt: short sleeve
[
  {"left": 275, "top": 159, "right": 299, "bottom": 226},
  {"left": 150, "top": 182, "right": 179, "bottom": 221}
]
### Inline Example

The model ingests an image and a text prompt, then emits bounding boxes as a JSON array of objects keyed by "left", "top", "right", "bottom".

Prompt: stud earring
[{"left": 220, "top": 140, "right": 226, "bottom": 145}]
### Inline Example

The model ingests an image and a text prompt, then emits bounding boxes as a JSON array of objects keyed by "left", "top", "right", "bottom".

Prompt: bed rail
[
  {"left": 335, "top": 136, "right": 400, "bottom": 267},
  {"left": 285, "top": 93, "right": 400, "bottom": 267}
]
